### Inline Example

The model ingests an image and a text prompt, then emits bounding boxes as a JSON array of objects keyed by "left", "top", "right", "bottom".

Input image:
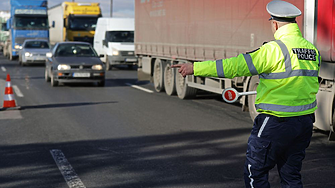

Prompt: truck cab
[
  {"left": 7, "top": 0, "right": 49, "bottom": 60},
  {"left": 49, "top": 2, "right": 101, "bottom": 45},
  {"left": 94, "top": 18, "right": 137, "bottom": 70}
]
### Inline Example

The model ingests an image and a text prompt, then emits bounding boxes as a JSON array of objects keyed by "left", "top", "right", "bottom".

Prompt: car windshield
[
  {"left": 55, "top": 44, "right": 98, "bottom": 57},
  {"left": 105, "top": 31, "right": 134, "bottom": 42},
  {"left": 24, "top": 41, "right": 49, "bottom": 49}
]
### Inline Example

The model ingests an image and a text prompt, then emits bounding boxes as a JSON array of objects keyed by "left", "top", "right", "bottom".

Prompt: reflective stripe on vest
[
  {"left": 256, "top": 100, "right": 317, "bottom": 112},
  {"left": 216, "top": 59, "right": 225, "bottom": 77},
  {"left": 243, "top": 53, "right": 258, "bottom": 75},
  {"left": 260, "top": 40, "right": 318, "bottom": 79}
]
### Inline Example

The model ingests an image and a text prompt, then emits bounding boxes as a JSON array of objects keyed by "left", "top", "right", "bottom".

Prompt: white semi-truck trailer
[{"left": 135, "top": 0, "right": 335, "bottom": 140}]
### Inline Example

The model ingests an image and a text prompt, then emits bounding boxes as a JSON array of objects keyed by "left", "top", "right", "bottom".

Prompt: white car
[{"left": 18, "top": 39, "right": 51, "bottom": 66}]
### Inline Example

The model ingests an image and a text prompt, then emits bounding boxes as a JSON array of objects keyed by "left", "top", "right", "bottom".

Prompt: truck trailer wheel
[
  {"left": 164, "top": 62, "right": 176, "bottom": 96},
  {"left": 329, "top": 101, "right": 335, "bottom": 141},
  {"left": 153, "top": 58, "right": 165, "bottom": 92},
  {"left": 175, "top": 63, "right": 197, "bottom": 99},
  {"left": 9, "top": 47, "right": 13, "bottom": 61},
  {"left": 4, "top": 48, "right": 7, "bottom": 58},
  {"left": 248, "top": 75, "right": 260, "bottom": 121},
  {"left": 9, "top": 52, "right": 13, "bottom": 61}
]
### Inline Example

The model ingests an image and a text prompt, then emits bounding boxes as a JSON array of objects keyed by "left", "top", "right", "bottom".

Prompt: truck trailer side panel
[
  {"left": 313, "top": 0, "right": 335, "bottom": 137},
  {"left": 48, "top": 5, "right": 64, "bottom": 45},
  {"left": 135, "top": 0, "right": 335, "bottom": 139},
  {"left": 135, "top": 0, "right": 304, "bottom": 61}
]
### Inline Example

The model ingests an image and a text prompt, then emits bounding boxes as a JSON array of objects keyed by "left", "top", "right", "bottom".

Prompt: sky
[{"left": 0, "top": 0, "right": 134, "bottom": 18}]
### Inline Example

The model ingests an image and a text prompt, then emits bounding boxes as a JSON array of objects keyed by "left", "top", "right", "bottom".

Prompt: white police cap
[{"left": 267, "top": 0, "right": 301, "bottom": 22}]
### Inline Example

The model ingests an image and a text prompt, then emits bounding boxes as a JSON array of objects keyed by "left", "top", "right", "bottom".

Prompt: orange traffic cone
[{"left": 1, "top": 74, "right": 20, "bottom": 110}]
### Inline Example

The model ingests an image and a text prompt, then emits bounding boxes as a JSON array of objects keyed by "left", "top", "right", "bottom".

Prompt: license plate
[
  {"left": 33, "top": 58, "right": 45, "bottom": 60},
  {"left": 73, "top": 73, "right": 90, "bottom": 77},
  {"left": 125, "top": 58, "right": 137, "bottom": 62}
]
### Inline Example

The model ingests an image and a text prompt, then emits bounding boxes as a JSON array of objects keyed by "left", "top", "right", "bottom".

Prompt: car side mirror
[
  {"left": 99, "top": 54, "right": 104, "bottom": 58},
  {"left": 102, "top": 39, "right": 108, "bottom": 47},
  {"left": 51, "top": 21, "right": 55, "bottom": 28}
]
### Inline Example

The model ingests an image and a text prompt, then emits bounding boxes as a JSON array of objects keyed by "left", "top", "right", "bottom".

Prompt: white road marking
[
  {"left": 50, "top": 149, "right": 86, "bottom": 188},
  {"left": 1, "top": 66, "right": 6, "bottom": 72},
  {"left": 0, "top": 110, "right": 22, "bottom": 120},
  {"left": 126, "top": 83, "right": 154, "bottom": 93},
  {"left": 12, "top": 85, "right": 24, "bottom": 97}
]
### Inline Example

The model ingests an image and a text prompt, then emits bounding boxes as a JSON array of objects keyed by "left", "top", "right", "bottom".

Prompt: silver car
[
  {"left": 45, "top": 42, "right": 105, "bottom": 87},
  {"left": 18, "top": 39, "right": 51, "bottom": 66}
]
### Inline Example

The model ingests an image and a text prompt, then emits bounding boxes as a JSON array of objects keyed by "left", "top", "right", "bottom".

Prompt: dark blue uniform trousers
[{"left": 244, "top": 113, "right": 314, "bottom": 188}]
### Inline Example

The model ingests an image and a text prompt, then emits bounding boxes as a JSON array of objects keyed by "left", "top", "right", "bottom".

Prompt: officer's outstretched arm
[{"left": 193, "top": 44, "right": 273, "bottom": 78}]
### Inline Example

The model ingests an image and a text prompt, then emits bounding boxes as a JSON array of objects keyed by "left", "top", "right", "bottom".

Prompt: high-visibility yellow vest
[{"left": 194, "top": 23, "right": 320, "bottom": 117}]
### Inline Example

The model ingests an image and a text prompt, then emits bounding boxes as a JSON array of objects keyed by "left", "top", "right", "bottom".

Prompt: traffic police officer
[{"left": 172, "top": 0, "right": 321, "bottom": 187}]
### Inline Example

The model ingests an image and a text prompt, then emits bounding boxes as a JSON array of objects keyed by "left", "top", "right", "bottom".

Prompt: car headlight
[
  {"left": 46, "top": 52, "right": 52, "bottom": 58},
  {"left": 14, "top": 45, "right": 21, "bottom": 49},
  {"left": 92, "top": 64, "right": 103, "bottom": 70},
  {"left": 112, "top": 50, "right": 119, "bottom": 56},
  {"left": 57, "top": 64, "right": 71, "bottom": 70},
  {"left": 25, "top": 52, "right": 32, "bottom": 57}
]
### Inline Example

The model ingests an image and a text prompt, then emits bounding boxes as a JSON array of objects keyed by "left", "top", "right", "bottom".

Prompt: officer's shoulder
[
  {"left": 261, "top": 40, "right": 280, "bottom": 50},
  {"left": 246, "top": 41, "right": 276, "bottom": 54},
  {"left": 262, "top": 40, "right": 278, "bottom": 46}
]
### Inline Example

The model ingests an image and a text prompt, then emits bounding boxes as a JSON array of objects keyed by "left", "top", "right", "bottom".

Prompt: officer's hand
[{"left": 171, "top": 63, "right": 194, "bottom": 77}]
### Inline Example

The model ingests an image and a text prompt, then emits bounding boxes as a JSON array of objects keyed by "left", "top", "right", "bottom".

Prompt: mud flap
[{"left": 329, "top": 131, "right": 335, "bottom": 141}]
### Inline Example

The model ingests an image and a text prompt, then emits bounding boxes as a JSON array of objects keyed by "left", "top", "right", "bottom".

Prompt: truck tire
[
  {"left": 332, "top": 105, "right": 335, "bottom": 130},
  {"left": 9, "top": 48, "right": 13, "bottom": 61},
  {"left": 105, "top": 55, "right": 110, "bottom": 71},
  {"left": 153, "top": 58, "right": 165, "bottom": 92},
  {"left": 175, "top": 62, "right": 197, "bottom": 99},
  {"left": 329, "top": 100, "right": 335, "bottom": 140},
  {"left": 248, "top": 75, "right": 260, "bottom": 121},
  {"left": 164, "top": 62, "right": 176, "bottom": 96},
  {"left": 9, "top": 51, "right": 17, "bottom": 61},
  {"left": 4, "top": 48, "right": 7, "bottom": 58},
  {"left": 6, "top": 45, "right": 10, "bottom": 59}
]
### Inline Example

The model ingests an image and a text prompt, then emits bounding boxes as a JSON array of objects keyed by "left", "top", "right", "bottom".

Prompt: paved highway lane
[{"left": 0, "top": 55, "right": 334, "bottom": 188}]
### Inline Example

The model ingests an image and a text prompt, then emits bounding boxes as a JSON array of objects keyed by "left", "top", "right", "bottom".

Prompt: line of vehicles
[
  {"left": 1, "top": 0, "right": 334, "bottom": 140},
  {"left": 0, "top": 0, "right": 137, "bottom": 71}
]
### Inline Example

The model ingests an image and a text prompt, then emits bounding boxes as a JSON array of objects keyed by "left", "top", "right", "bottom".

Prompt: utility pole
[{"left": 110, "top": 0, "right": 113, "bottom": 17}]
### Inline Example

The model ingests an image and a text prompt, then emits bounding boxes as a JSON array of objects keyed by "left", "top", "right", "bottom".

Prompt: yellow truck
[{"left": 48, "top": 2, "right": 101, "bottom": 45}]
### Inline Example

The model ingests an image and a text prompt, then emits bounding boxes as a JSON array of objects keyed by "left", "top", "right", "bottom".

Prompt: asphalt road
[{"left": 0, "top": 54, "right": 334, "bottom": 188}]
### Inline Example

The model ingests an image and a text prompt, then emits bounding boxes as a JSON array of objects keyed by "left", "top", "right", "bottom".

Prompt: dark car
[{"left": 45, "top": 42, "right": 105, "bottom": 87}]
